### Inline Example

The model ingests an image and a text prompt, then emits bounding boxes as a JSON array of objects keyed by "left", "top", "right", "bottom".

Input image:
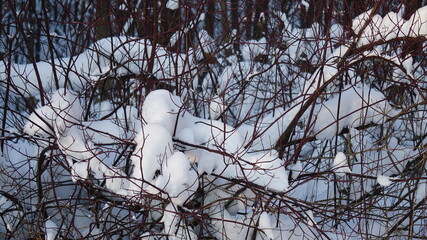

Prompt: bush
[{"left": 0, "top": 0, "right": 427, "bottom": 239}]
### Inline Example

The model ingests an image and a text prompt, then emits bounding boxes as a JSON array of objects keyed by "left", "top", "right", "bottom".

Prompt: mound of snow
[
  {"left": 142, "top": 90, "right": 182, "bottom": 134},
  {"left": 131, "top": 124, "right": 174, "bottom": 181},
  {"left": 314, "top": 85, "right": 394, "bottom": 139}
]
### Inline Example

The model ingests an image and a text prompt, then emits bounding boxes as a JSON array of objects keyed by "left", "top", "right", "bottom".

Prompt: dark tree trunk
[{"left": 95, "top": 0, "right": 112, "bottom": 40}]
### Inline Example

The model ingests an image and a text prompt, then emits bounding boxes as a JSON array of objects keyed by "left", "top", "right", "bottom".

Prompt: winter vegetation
[{"left": 0, "top": 0, "right": 427, "bottom": 239}]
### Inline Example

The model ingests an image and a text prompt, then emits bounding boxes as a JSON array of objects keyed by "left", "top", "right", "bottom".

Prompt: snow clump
[{"left": 333, "top": 152, "right": 351, "bottom": 176}]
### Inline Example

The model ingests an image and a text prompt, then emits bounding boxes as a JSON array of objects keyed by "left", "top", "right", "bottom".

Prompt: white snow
[
  {"left": 415, "top": 182, "right": 427, "bottom": 203},
  {"left": 402, "top": 56, "right": 414, "bottom": 74},
  {"left": 357, "top": 14, "right": 382, "bottom": 46},
  {"left": 197, "top": 30, "right": 215, "bottom": 55},
  {"left": 196, "top": 149, "right": 220, "bottom": 175},
  {"left": 241, "top": 107, "right": 298, "bottom": 151},
  {"left": 24, "top": 105, "right": 55, "bottom": 137},
  {"left": 0, "top": 196, "right": 7, "bottom": 207},
  {"left": 333, "top": 152, "right": 351, "bottom": 176},
  {"left": 377, "top": 175, "right": 393, "bottom": 187},
  {"left": 24, "top": 89, "right": 109, "bottom": 180},
  {"left": 71, "top": 161, "right": 89, "bottom": 182},
  {"left": 161, "top": 203, "right": 197, "bottom": 239},
  {"left": 169, "top": 31, "right": 180, "bottom": 46},
  {"left": 161, "top": 203, "right": 179, "bottom": 236},
  {"left": 306, "top": 210, "right": 316, "bottom": 227},
  {"left": 241, "top": 150, "right": 288, "bottom": 192},
  {"left": 1, "top": 37, "right": 196, "bottom": 97},
  {"left": 142, "top": 89, "right": 182, "bottom": 134},
  {"left": 352, "top": 9, "right": 373, "bottom": 35},
  {"left": 379, "top": 12, "right": 403, "bottom": 40},
  {"left": 329, "top": 23, "right": 344, "bottom": 45},
  {"left": 83, "top": 119, "right": 125, "bottom": 144},
  {"left": 314, "top": 84, "right": 394, "bottom": 139},
  {"left": 209, "top": 95, "right": 224, "bottom": 119},
  {"left": 258, "top": 212, "right": 285, "bottom": 239},
  {"left": 166, "top": 0, "right": 179, "bottom": 10},
  {"left": 45, "top": 219, "right": 58, "bottom": 240},
  {"left": 241, "top": 37, "right": 267, "bottom": 61},
  {"left": 49, "top": 89, "right": 83, "bottom": 130},
  {"left": 105, "top": 168, "right": 130, "bottom": 194},
  {"left": 211, "top": 210, "right": 255, "bottom": 239},
  {"left": 156, "top": 152, "right": 198, "bottom": 205},
  {"left": 350, "top": 6, "right": 427, "bottom": 47},
  {"left": 131, "top": 124, "right": 173, "bottom": 182},
  {"left": 304, "top": 63, "right": 338, "bottom": 94},
  {"left": 301, "top": 0, "right": 309, "bottom": 8},
  {"left": 401, "top": 6, "right": 427, "bottom": 37},
  {"left": 288, "top": 160, "right": 303, "bottom": 179}
]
